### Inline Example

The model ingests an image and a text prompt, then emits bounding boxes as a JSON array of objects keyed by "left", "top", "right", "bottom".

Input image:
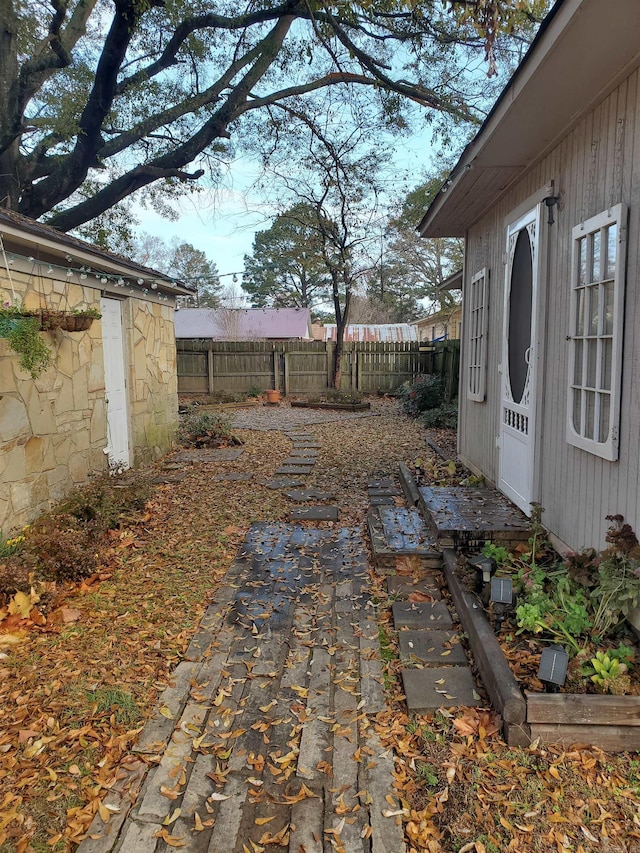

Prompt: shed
[
  {"left": 419, "top": 0, "right": 640, "bottom": 556},
  {"left": 320, "top": 323, "right": 419, "bottom": 343},
  {"left": 174, "top": 307, "right": 313, "bottom": 341},
  {"left": 0, "top": 210, "right": 192, "bottom": 533}
]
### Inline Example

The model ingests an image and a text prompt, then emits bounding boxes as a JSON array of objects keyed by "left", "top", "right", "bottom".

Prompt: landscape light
[
  {"left": 469, "top": 555, "right": 497, "bottom": 605},
  {"left": 489, "top": 576, "right": 513, "bottom": 634},
  {"left": 538, "top": 646, "right": 568, "bottom": 692}
]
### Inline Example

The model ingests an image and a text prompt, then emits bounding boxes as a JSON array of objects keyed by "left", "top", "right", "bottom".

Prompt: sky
[{"left": 133, "top": 129, "right": 440, "bottom": 286}]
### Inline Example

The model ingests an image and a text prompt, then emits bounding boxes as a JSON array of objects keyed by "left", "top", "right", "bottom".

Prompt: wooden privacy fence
[{"left": 176, "top": 339, "right": 460, "bottom": 399}]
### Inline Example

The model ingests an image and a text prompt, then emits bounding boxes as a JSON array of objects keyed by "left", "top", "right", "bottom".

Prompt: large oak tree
[{"left": 0, "top": 0, "right": 547, "bottom": 231}]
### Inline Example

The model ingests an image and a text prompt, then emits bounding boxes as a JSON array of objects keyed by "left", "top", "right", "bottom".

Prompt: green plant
[
  {"left": 86, "top": 687, "right": 139, "bottom": 725},
  {"left": 587, "top": 650, "right": 632, "bottom": 695},
  {"left": 25, "top": 514, "right": 102, "bottom": 582},
  {"left": 415, "top": 761, "right": 439, "bottom": 787},
  {"left": 420, "top": 401, "right": 458, "bottom": 429},
  {"left": 0, "top": 303, "right": 52, "bottom": 379},
  {"left": 482, "top": 541, "right": 512, "bottom": 567},
  {"left": 397, "top": 374, "right": 445, "bottom": 417},
  {"left": 0, "top": 528, "right": 27, "bottom": 559},
  {"left": 70, "top": 307, "right": 101, "bottom": 318},
  {"left": 58, "top": 473, "right": 151, "bottom": 533},
  {"left": 178, "top": 406, "right": 239, "bottom": 447},
  {"left": 247, "top": 385, "right": 261, "bottom": 398}
]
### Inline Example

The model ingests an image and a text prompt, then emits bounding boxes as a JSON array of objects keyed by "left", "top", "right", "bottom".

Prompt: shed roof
[
  {"left": 322, "top": 324, "right": 418, "bottom": 343},
  {"left": 0, "top": 208, "right": 193, "bottom": 296},
  {"left": 420, "top": 0, "right": 640, "bottom": 237},
  {"left": 174, "top": 307, "right": 313, "bottom": 340}
]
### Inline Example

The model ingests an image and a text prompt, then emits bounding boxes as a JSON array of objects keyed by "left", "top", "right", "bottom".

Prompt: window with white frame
[
  {"left": 467, "top": 268, "right": 489, "bottom": 402},
  {"left": 567, "top": 204, "right": 626, "bottom": 460}
]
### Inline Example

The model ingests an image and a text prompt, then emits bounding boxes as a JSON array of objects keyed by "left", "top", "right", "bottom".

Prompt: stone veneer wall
[{"left": 0, "top": 268, "right": 178, "bottom": 534}]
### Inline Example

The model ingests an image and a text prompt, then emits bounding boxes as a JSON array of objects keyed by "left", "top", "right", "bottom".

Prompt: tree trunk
[
  {"left": 331, "top": 280, "right": 351, "bottom": 389},
  {"left": 0, "top": 0, "right": 20, "bottom": 209}
]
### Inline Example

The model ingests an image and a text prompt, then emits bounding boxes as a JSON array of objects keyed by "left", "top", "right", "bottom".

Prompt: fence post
[
  {"left": 273, "top": 347, "right": 280, "bottom": 390},
  {"left": 283, "top": 352, "right": 290, "bottom": 395},
  {"left": 326, "top": 341, "right": 334, "bottom": 387},
  {"left": 207, "top": 345, "right": 215, "bottom": 395}
]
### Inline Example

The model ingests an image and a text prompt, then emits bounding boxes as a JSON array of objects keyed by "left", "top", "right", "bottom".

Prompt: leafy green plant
[
  {"left": 482, "top": 541, "right": 512, "bottom": 568},
  {"left": 397, "top": 374, "right": 445, "bottom": 417},
  {"left": 0, "top": 528, "right": 28, "bottom": 559},
  {"left": 420, "top": 402, "right": 458, "bottom": 429},
  {"left": 0, "top": 303, "right": 52, "bottom": 379}
]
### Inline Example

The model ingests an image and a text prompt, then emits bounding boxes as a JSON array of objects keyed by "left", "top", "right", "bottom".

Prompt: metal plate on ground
[{"left": 419, "top": 486, "right": 531, "bottom": 547}]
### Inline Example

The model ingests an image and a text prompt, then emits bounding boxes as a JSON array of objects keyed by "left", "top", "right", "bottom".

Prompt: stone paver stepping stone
[
  {"left": 264, "top": 477, "right": 305, "bottom": 489},
  {"left": 172, "top": 448, "right": 244, "bottom": 462},
  {"left": 289, "top": 505, "right": 339, "bottom": 521},
  {"left": 368, "top": 478, "right": 395, "bottom": 489},
  {"left": 289, "top": 449, "right": 320, "bottom": 457},
  {"left": 369, "top": 487, "right": 400, "bottom": 497},
  {"left": 402, "top": 667, "right": 481, "bottom": 712},
  {"left": 387, "top": 575, "right": 442, "bottom": 600},
  {"left": 370, "top": 495, "right": 396, "bottom": 506},
  {"left": 282, "top": 457, "right": 317, "bottom": 467},
  {"left": 276, "top": 465, "right": 314, "bottom": 475},
  {"left": 213, "top": 472, "right": 253, "bottom": 482},
  {"left": 284, "top": 489, "right": 335, "bottom": 501},
  {"left": 151, "top": 472, "right": 188, "bottom": 484},
  {"left": 392, "top": 600, "right": 453, "bottom": 629},
  {"left": 399, "top": 630, "right": 467, "bottom": 665}
]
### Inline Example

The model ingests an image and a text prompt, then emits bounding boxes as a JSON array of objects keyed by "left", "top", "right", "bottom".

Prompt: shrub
[
  {"left": 24, "top": 514, "right": 102, "bottom": 582},
  {"left": 178, "top": 406, "right": 239, "bottom": 447},
  {"left": 58, "top": 473, "right": 151, "bottom": 533},
  {"left": 397, "top": 374, "right": 445, "bottom": 417},
  {"left": 420, "top": 402, "right": 458, "bottom": 429}
]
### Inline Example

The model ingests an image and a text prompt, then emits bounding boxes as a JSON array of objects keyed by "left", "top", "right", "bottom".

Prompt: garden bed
[
  {"left": 443, "top": 548, "right": 640, "bottom": 751},
  {"left": 290, "top": 400, "right": 371, "bottom": 411}
]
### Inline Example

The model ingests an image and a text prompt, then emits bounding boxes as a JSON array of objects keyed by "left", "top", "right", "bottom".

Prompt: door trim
[{"left": 100, "top": 296, "right": 131, "bottom": 469}]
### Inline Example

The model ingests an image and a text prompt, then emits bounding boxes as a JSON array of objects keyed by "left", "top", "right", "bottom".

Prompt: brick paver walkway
[{"left": 78, "top": 522, "right": 405, "bottom": 853}]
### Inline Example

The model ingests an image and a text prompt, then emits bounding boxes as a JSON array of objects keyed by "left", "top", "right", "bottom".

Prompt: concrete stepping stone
[
  {"left": 284, "top": 489, "right": 335, "bottom": 501},
  {"left": 289, "top": 505, "right": 339, "bottom": 521},
  {"left": 282, "top": 457, "right": 317, "bottom": 466},
  {"left": 288, "top": 449, "right": 320, "bottom": 457},
  {"left": 368, "top": 486, "right": 400, "bottom": 497},
  {"left": 151, "top": 471, "right": 188, "bottom": 484},
  {"left": 399, "top": 629, "right": 467, "bottom": 665},
  {"left": 402, "top": 667, "right": 481, "bottom": 712},
  {"left": 387, "top": 575, "right": 442, "bottom": 600},
  {"left": 172, "top": 448, "right": 244, "bottom": 462},
  {"left": 213, "top": 472, "right": 253, "bottom": 482},
  {"left": 392, "top": 600, "right": 453, "bottom": 629},
  {"left": 370, "top": 495, "right": 396, "bottom": 506},
  {"left": 264, "top": 477, "right": 305, "bottom": 489},
  {"left": 276, "top": 465, "right": 314, "bottom": 475},
  {"left": 368, "top": 478, "right": 395, "bottom": 489}
]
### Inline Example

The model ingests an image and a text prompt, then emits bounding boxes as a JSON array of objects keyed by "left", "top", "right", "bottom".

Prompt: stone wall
[{"left": 1, "top": 267, "right": 178, "bottom": 534}]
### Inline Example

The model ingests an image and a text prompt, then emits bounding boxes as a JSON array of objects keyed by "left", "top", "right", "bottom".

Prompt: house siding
[
  {"left": 0, "top": 262, "right": 179, "bottom": 533},
  {"left": 460, "top": 66, "right": 640, "bottom": 550}
]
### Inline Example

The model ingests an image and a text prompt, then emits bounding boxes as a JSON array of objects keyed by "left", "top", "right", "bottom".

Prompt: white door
[
  {"left": 498, "top": 205, "right": 542, "bottom": 514},
  {"left": 100, "top": 297, "right": 131, "bottom": 469}
]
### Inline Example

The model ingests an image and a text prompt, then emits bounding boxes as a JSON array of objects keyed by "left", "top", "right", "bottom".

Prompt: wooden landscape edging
[
  {"left": 289, "top": 401, "right": 371, "bottom": 411},
  {"left": 442, "top": 548, "right": 529, "bottom": 746},
  {"left": 443, "top": 550, "right": 640, "bottom": 752},
  {"left": 526, "top": 692, "right": 640, "bottom": 752}
]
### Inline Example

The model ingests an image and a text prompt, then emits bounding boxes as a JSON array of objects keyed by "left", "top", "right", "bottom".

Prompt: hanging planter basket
[{"left": 39, "top": 310, "right": 99, "bottom": 332}]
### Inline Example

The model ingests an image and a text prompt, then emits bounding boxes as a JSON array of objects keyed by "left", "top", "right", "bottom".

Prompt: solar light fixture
[
  {"left": 489, "top": 576, "right": 513, "bottom": 634},
  {"left": 468, "top": 555, "right": 497, "bottom": 605},
  {"left": 538, "top": 645, "right": 569, "bottom": 692}
]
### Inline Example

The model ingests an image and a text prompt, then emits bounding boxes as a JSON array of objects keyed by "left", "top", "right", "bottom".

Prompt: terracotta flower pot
[{"left": 266, "top": 389, "right": 281, "bottom": 404}]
